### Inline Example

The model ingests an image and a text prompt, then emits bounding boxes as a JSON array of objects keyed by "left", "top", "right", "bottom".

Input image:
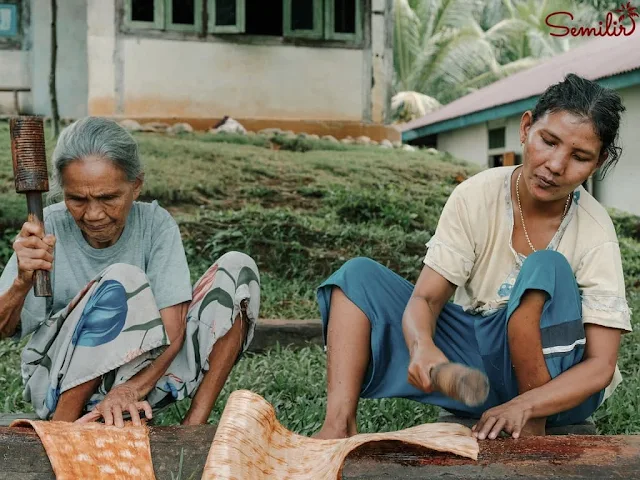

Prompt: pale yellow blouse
[{"left": 424, "top": 166, "right": 632, "bottom": 400}]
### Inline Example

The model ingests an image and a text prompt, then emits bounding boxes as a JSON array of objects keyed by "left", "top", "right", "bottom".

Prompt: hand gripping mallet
[
  {"left": 430, "top": 362, "right": 490, "bottom": 407},
  {"left": 10, "top": 116, "right": 52, "bottom": 297}
]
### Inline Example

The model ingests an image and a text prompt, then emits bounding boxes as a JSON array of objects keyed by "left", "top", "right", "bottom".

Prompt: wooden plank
[
  {"left": 0, "top": 426, "right": 638, "bottom": 479},
  {"left": 342, "top": 435, "right": 640, "bottom": 479}
]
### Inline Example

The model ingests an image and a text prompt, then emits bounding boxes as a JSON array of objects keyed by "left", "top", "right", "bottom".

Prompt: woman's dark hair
[{"left": 531, "top": 73, "right": 625, "bottom": 179}]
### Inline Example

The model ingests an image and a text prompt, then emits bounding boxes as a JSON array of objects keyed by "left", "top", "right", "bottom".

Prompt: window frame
[
  {"left": 122, "top": 0, "right": 365, "bottom": 48},
  {"left": 166, "top": 0, "right": 203, "bottom": 32},
  {"left": 124, "top": 0, "right": 165, "bottom": 30},
  {"left": 325, "top": 0, "right": 361, "bottom": 42},
  {"left": 208, "top": 0, "right": 245, "bottom": 34},
  {"left": 0, "top": 3, "right": 18, "bottom": 37},
  {"left": 283, "top": 0, "right": 323, "bottom": 39},
  {"left": 488, "top": 126, "right": 506, "bottom": 150}
]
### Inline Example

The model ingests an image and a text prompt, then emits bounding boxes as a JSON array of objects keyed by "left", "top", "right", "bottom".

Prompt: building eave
[{"left": 402, "top": 69, "right": 640, "bottom": 143}]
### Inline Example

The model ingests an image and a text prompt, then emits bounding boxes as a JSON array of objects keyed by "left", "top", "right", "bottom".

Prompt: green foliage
[
  {"left": 0, "top": 229, "right": 18, "bottom": 271},
  {"left": 0, "top": 339, "right": 32, "bottom": 413},
  {"left": 393, "top": 0, "right": 604, "bottom": 116},
  {"left": 611, "top": 210, "right": 640, "bottom": 242},
  {"left": 153, "top": 345, "right": 439, "bottom": 436},
  {"left": 619, "top": 238, "right": 640, "bottom": 291}
]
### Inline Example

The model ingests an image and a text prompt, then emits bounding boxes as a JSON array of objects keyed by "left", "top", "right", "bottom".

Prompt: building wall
[
  {"left": 86, "top": 0, "right": 387, "bottom": 123},
  {"left": 505, "top": 114, "right": 523, "bottom": 152},
  {"left": 0, "top": 49, "right": 31, "bottom": 113},
  {"left": 118, "top": 39, "right": 364, "bottom": 120},
  {"left": 437, "top": 123, "right": 488, "bottom": 166},
  {"left": 30, "top": 0, "right": 88, "bottom": 118},
  {"left": 594, "top": 85, "right": 640, "bottom": 216}
]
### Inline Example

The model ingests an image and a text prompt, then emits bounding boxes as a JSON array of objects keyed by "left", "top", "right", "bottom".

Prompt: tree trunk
[{"left": 49, "top": 0, "right": 60, "bottom": 138}]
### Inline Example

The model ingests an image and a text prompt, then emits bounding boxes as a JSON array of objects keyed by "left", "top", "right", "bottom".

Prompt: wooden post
[
  {"left": 503, "top": 151, "right": 516, "bottom": 166},
  {"left": 49, "top": 0, "right": 60, "bottom": 138},
  {"left": 0, "top": 427, "right": 639, "bottom": 479}
]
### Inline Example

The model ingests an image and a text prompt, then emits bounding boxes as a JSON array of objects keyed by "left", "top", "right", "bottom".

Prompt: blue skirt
[{"left": 317, "top": 250, "right": 604, "bottom": 427}]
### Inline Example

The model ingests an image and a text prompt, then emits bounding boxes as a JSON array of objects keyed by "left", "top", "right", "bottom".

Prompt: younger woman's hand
[
  {"left": 472, "top": 398, "right": 535, "bottom": 440},
  {"left": 407, "top": 344, "right": 449, "bottom": 393}
]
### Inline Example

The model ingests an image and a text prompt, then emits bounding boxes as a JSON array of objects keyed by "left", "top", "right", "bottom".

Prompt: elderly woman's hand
[
  {"left": 75, "top": 384, "right": 153, "bottom": 428},
  {"left": 13, "top": 221, "right": 56, "bottom": 287}
]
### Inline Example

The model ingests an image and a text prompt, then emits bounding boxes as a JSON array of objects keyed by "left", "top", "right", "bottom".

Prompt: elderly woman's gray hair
[{"left": 48, "top": 117, "right": 143, "bottom": 201}]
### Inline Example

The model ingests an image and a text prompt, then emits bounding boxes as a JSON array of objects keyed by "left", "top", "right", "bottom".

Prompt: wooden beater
[{"left": 10, "top": 116, "right": 52, "bottom": 297}]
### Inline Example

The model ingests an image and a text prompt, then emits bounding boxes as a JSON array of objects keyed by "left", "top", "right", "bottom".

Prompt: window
[
  {"left": 325, "top": 0, "right": 360, "bottom": 41},
  {"left": 0, "top": 3, "right": 18, "bottom": 37},
  {"left": 245, "top": 0, "right": 282, "bottom": 36},
  {"left": 488, "top": 127, "right": 505, "bottom": 150},
  {"left": 126, "top": 0, "right": 363, "bottom": 44},
  {"left": 125, "top": 0, "right": 203, "bottom": 32},
  {"left": 283, "top": 0, "right": 323, "bottom": 39}
]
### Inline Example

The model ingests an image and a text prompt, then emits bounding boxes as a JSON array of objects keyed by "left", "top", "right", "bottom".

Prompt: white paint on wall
[
  {"left": 0, "top": 50, "right": 31, "bottom": 113},
  {"left": 505, "top": 114, "right": 523, "bottom": 153},
  {"left": 86, "top": 0, "right": 117, "bottom": 115},
  {"left": 31, "top": 0, "right": 88, "bottom": 118},
  {"left": 594, "top": 85, "right": 640, "bottom": 216},
  {"left": 437, "top": 123, "right": 489, "bottom": 167},
  {"left": 116, "top": 37, "right": 364, "bottom": 120}
]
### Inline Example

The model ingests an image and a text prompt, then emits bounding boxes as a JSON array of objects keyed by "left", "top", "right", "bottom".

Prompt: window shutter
[
  {"left": 166, "top": 0, "right": 203, "bottom": 32},
  {"left": 209, "top": 0, "right": 246, "bottom": 33},
  {"left": 283, "top": 0, "right": 323, "bottom": 39},
  {"left": 125, "top": 0, "right": 165, "bottom": 30},
  {"left": 0, "top": 4, "right": 18, "bottom": 37},
  {"left": 325, "top": 0, "right": 362, "bottom": 42}
]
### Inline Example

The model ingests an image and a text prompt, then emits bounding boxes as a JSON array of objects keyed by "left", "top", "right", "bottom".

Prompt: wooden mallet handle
[
  {"left": 10, "top": 117, "right": 52, "bottom": 297},
  {"left": 430, "top": 362, "right": 490, "bottom": 407}
]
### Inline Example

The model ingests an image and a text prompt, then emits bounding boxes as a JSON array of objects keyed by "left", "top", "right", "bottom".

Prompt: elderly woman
[
  {"left": 0, "top": 117, "right": 260, "bottom": 427},
  {"left": 313, "top": 74, "right": 633, "bottom": 440}
]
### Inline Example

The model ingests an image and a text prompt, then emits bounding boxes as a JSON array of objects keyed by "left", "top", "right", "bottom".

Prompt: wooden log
[
  {"left": 0, "top": 425, "right": 216, "bottom": 480},
  {"left": 0, "top": 426, "right": 638, "bottom": 479},
  {"left": 248, "top": 318, "right": 324, "bottom": 352}
]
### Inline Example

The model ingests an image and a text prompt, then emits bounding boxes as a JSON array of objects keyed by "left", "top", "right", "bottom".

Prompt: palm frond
[
  {"left": 391, "top": 91, "right": 442, "bottom": 122},
  {"left": 393, "top": 0, "right": 423, "bottom": 92}
]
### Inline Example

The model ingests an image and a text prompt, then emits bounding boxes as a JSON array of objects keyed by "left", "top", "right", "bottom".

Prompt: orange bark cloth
[
  {"left": 11, "top": 419, "right": 155, "bottom": 480},
  {"left": 202, "top": 390, "right": 479, "bottom": 479},
  {"left": 10, "top": 390, "right": 479, "bottom": 479}
]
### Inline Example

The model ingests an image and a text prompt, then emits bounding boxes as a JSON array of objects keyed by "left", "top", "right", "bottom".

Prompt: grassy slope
[{"left": 1, "top": 124, "right": 638, "bottom": 435}]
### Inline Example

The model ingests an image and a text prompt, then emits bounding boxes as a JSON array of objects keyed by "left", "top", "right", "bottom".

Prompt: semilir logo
[{"left": 546, "top": 1, "right": 638, "bottom": 37}]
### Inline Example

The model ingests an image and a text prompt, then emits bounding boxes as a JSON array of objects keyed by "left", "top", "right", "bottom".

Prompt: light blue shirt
[{"left": 0, "top": 201, "right": 193, "bottom": 338}]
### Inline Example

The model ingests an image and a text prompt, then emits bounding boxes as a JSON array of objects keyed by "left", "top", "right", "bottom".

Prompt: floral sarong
[{"left": 21, "top": 251, "right": 260, "bottom": 419}]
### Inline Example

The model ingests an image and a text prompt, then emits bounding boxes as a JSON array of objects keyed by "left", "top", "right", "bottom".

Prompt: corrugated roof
[{"left": 401, "top": 32, "right": 640, "bottom": 134}]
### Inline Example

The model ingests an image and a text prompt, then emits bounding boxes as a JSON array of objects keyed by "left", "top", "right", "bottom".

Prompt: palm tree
[{"left": 392, "top": 0, "right": 600, "bottom": 122}]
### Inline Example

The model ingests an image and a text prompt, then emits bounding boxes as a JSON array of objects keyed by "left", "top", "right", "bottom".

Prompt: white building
[
  {"left": 400, "top": 33, "right": 640, "bottom": 216},
  {"left": 0, "top": 0, "right": 399, "bottom": 141}
]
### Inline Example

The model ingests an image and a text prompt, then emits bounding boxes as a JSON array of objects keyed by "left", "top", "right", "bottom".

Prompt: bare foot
[
  {"left": 519, "top": 417, "right": 546, "bottom": 437},
  {"left": 312, "top": 421, "right": 357, "bottom": 439}
]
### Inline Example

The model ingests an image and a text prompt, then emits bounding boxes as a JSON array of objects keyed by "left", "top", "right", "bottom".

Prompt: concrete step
[
  {"left": 249, "top": 318, "right": 323, "bottom": 352},
  {"left": 0, "top": 412, "right": 38, "bottom": 427}
]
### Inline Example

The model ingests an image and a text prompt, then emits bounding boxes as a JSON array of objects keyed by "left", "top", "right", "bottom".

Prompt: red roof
[{"left": 400, "top": 32, "right": 640, "bottom": 133}]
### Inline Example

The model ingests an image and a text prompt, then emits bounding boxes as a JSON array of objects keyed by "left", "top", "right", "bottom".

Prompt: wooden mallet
[
  {"left": 430, "top": 362, "right": 490, "bottom": 407},
  {"left": 10, "top": 116, "right": 52, "bottom": 297}
]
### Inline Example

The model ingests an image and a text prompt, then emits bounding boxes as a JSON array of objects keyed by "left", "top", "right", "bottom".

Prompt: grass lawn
[{"left": 1, "top": 122, "right": 639, "bottom": 436}]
